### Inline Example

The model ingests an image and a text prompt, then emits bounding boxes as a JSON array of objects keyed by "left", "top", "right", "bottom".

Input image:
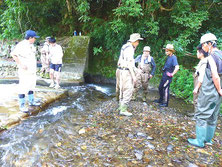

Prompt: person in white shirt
[
  {"left": 11, "top": 30, "right": 40, "bottom": 113},
  {"left": 48, "top": 37, "right": 63, "bottom": 89}
]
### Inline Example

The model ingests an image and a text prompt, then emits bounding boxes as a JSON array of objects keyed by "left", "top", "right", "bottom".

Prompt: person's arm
[
  {"left": 208, "top": 56, "right": 222, "bottom": 95},
  {"left": 134, "top": 55, "right": 141, "bottom": 63},
  {"left": 193, "top": 81, "right": 201, "bottom": 94},
  {"left": 172, "top": 65, "right": 179, "bottom": 76},
  {"left": 11, "top": 46, "right": 27, "bottom": 70},
  {"left": 150, "top": 57, "right": 156, "bottom": 78},
  {"left": 60, "top": 46, "right": 64, "bottom": 59}
]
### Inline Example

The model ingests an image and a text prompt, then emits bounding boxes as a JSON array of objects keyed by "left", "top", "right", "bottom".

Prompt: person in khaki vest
[
  {"left": 116, "top": 33, "right": 143, "bottom": 116},
  {"left": 132, "top": 46, "right": 156, "bottom": 102},
  {"left": 40, "top": 37, "right": 50, "bottom": 78}
]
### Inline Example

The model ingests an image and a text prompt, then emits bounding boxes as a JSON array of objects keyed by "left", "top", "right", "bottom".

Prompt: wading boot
[
  {"left": 44, "top": 72, "right": 50, "bottom": 79},
  {"left": 119, "top": 104, "right": 132, "bottom": 116},
  {"left": 142, "top": 92, "right": 147, "bottom": 102},
  {"left": 205, "top": 125, "right": 216, "bottom": 145},
  {"left": 28, "top": 93, "right": 41, "bottom": 107},
  {"left": 40, "top": 72, "right": 44, "bottom": 78},
  {"left": 131, "top": 93, "right": 137, "bottom": 101},
  {"left": 188, "top": 125, "right": 206, "bottom": 148},
  {"left": 18, "top": 95, "right": 29, "bottom": 113}
]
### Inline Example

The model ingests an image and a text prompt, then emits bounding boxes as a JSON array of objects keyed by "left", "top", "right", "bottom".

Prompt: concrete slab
[{"left": 0, "top": 84, "right": 68, "bottom": 131}]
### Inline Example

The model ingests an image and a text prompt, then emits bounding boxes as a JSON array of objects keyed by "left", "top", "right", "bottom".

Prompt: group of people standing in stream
[
  {"left": 116, "top": 32, "right": 222, "bottom": 148},
  {"left": 11, "top": 30, "right": 63, "bottom": 114},
  {"left": 10, "top": 29, "right": 221, "bottom": 148}
]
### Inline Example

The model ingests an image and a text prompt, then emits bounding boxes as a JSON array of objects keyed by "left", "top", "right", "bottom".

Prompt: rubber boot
[
  {"left": 40, "top": 72, "right": 44, "bottom": 78},
  {"left": 18, "top": 95, "right": 28, "bottom": 113},
  {"left": 28, "top": 92, "right": 41, "bottom": 106},
  {"left": 131, "top": 92, "right": 137, "bottom": 101},
  {"left": 188, "top": 125, "right": 206, "bottom": 148},
  {"left": 205, "top": 125, "right": 216, "bottom": 145},
  {"left": 45, "top": 72, "right": 50, "bottom": 79},
  {"left": 142, "top": 92, "right": 146, "bottom": 102},
  {"left": 119, "top": 104, "right": 132, "bottom": 116}
]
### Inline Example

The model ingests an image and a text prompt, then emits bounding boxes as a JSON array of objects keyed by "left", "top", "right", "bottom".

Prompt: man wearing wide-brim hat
[
  {"left": 154, "top": 44, "right": 179, "bottom": 107},
  {"left": 116, "top": 33, "right": 143, "bottom": 116}
]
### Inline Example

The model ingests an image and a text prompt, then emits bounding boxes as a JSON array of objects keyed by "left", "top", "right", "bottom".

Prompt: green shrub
[{"left": 170, "top": 66, "right": 193, "bottom": 103}]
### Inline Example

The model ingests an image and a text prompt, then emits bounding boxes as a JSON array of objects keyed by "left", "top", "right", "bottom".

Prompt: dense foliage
[{"left": 0, "top": 0, "right": 221, "bottom": 102}]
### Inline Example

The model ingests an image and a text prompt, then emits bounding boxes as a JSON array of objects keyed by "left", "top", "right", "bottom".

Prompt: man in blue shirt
[{"left": 154, "top": 44, "right": 179, "bottom": 107}]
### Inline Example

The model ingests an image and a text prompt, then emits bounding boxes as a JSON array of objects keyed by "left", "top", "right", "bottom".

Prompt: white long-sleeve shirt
[{"left": 11, "top": 40, "right": 37, "bottom": 74}]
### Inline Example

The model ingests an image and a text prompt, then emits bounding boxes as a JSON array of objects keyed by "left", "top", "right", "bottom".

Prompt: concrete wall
[{"left": 56, "top": 36, "right": 90, "bottom": 84}]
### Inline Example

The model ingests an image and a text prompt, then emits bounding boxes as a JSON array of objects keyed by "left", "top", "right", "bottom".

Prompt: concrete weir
[
  {"left": 57, "top": 36, "right": 90, "bottom": 84},
  {"left": 0, "top": 36, "right": 90, "bottom": 131}
]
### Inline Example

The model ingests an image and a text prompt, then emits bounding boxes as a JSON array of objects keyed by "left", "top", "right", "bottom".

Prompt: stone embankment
[{"left": 0, "top": 84, "right": 68, "bottom": 131}]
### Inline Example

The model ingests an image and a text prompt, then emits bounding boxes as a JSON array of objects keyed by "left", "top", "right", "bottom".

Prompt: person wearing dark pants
[
  {"left": 158, "top": 73, "right": 172, "bottom": 106},
  {"left": 154, "top": 44, "right": 179, "bottom": 107}
]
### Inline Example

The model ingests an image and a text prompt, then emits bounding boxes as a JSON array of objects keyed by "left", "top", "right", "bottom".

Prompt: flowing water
[
  {"left": 0, "top": 84, "right": 116, "bottom": 166},
  {"left": 1, "top": 84, "right": 219, "bottom": 166}
]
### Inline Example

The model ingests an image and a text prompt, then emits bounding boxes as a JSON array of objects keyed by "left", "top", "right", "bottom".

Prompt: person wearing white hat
[
  {"left": 116, "top": 33, "right": 143, "bottom": 116},
  {"left": 132, "top": 46, "right": 156, "bottom": 101},
  {"left": 154, "top": 44, "right": 179, "bottom": 107},
  {"left": 40, "top": 36, "right": 51, "bottom": 79},
  {"left": 11, "top": 30, "right": 41, "bottom": 113},
  {"left": 188, "top": 33, "right": 222, "bottom": 148}
]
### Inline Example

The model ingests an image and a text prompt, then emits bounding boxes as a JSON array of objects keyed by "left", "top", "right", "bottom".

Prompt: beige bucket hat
[
  {"left": 163, "top": 44, "right": 175, "bottom": 52},
  {"left": 128, "top": 33, "right": 143, "bottom": 42}
]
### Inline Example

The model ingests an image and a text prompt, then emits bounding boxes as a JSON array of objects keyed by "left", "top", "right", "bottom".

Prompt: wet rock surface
[
  {"left": 0, "top": 84, "right": 68, "bottom": 130},
  {"left": 0, "top": 85, "right": 221, "bottom": 166}
]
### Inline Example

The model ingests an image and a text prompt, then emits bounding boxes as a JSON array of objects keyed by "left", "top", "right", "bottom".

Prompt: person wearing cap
[
  {"left": 11, "top": 30, "right": 41, "bottom": 113},
  {"left": 48, "top": 37, "right": 63, "bottom": 89},
  {"left": 40, "top": 36, "right": 51, "bottom": 79},
  {"left": 132, "top": 46, "right": 156, "bottom": 101},
  {"left": 154, "top": 44, "right": 179, "bottom": 107},
  {"left": 192, "top": 45, "right": 208, "bottom": 113},
  {"left": 188, "top": 33, "right": 222, "bottom": 148},
  {"left": 116, "top": 33, "right": 143, "bottom": 116}
]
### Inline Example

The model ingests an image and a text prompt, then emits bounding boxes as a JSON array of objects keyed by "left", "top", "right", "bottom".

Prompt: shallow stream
[{"left": 0, "top": 84, "right": 221, "bottom": 166}]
